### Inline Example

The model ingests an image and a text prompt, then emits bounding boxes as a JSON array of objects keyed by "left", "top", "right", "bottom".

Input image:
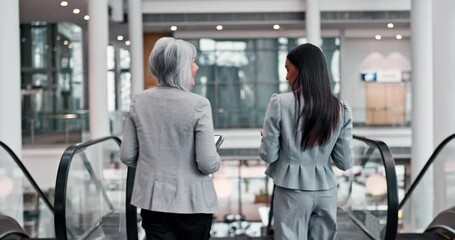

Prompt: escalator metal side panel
[
  {"left": 0, "top": 214, "right": 30, "bottom": 239},
  {"left": 425, "top": 209, "right": 455, "bottom": 236}
]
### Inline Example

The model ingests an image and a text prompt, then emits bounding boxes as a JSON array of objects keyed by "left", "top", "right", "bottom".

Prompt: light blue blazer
[
  {"left": 120, "top": 86, "right": 221, "bottom": 214},
  {"left": 259, "top": 93, "right": 353, "bottom": 191}
]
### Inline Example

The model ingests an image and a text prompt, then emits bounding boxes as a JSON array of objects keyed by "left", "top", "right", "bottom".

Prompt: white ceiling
[
  {"left": 19, "top": 0, "right": 131, "bottom": 44},
  {"left": 20, "top": 0, "right": 89, "bottom": 26},
  {"left": 18, "top": 0, "right": 410, "bottom": 40}
]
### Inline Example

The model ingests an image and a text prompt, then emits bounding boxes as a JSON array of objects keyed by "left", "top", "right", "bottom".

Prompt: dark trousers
[{"left": 140, "top": 209, "right": 213, "bottom": 240}]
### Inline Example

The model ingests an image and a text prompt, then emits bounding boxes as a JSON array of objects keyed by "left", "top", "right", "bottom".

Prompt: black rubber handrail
[
  {"left": 125, "top": 166, "right": 138, "bottom": 240},
  {"left": 54, "top": 136, "right": 128, "bottom": 240},
  {"left": 0, "top": 141, "right": 54, "bottom": 213},
  {"left": 399, "top": 133, "right": 455, "bottom": 210},
  {"left": 265, "top": 135, "right": 398, "bottom": 240},
  {"left": 352, "top": 135, "right": 398, "bottom": 240}
]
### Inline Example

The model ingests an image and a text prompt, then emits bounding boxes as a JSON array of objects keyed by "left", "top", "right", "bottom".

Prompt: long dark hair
[{"left": 287, "top": 43, "right": 340, "bottom": 150}]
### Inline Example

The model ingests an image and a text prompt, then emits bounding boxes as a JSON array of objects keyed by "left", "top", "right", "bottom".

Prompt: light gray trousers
[{"left": 273, "top": 185, "right": 337, "bottom": 240}]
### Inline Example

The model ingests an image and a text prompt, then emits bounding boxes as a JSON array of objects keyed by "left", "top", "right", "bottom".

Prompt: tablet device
[{"left": 214, "top": 135, "right": 224, "bottom": 150}]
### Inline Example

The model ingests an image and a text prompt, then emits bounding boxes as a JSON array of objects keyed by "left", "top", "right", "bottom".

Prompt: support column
[
  {"left": 305, "top": 0, "right": 321, "bottom": 46},
  {"left": 0, "top": 0, "right": 21, "bottom": 155},
  {"left": 432, "top": 0, "right": 455, "bottom": 215},
  {"left": 0, "top": 0, "right": 23, "bottom": 223},
  {"left": 410, "top": 0, "right": 433, "bottom": 230},
  {"left": 88, "top": 0, "right": 110, "bottom": 139},
  {"left": 128, "top": 0, "right": 145, "bottom": 96}
]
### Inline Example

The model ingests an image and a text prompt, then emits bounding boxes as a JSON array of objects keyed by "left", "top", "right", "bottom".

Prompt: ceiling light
[
  {"left": 396, "top": 34, "right": 403, "bottom": 40},
  {"left": 125, "top": 40, "right": 131, "bottom": 46},
  {"left": 56, "top": 36, "right": 61, "bottom": 41},
  {"left": 387, "top": 23, "right": 394, "bottom": 28},
  {"left": 117, "top": 35, "right": 124, "bottom": 41},
  {"left": 216, "top": 25, "right": 223, "bottom": 31},
  {"left": 375, "top": 35, "right": 382, "bottom": 40},
  {"left": 273, "top": 24, "right": 280, "bottom": 30},
  {"left": 60, "top": 1, "right": 68, "bottom": 7},
  {"left": 68, "top": 44, "right": 73, "bottom": 49},
  {"left": 63, "top": 40, "right": 69, "bottom": 45},
  {"left": 73, "top": 8, "right": 80, "bottom": 14},
  {"left": 170, "top": 26, "right": 177, "bottom": 31},
  {"left": 84, "top": 15, "right": 90, "bottom": 21}
]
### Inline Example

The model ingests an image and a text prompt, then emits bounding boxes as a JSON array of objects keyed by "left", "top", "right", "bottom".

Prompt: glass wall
[
  {"left": 20, "top": 22, "right": 86, "bottom": 144},
  {"left": 187, "top": 37, "right": 341, "bottom": 128},
  {"left": 20, "top": 22, "right": 131, "bottom": 144},
  {"left": 107, "top": 46, "right": 131, "bottom": 135}
]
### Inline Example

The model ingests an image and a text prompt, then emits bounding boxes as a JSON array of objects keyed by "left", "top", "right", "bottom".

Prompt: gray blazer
[
  {"left": 259, "top": 93, "right": 353, "bottom": 191},
  {"left": 120, "top": 86, "right": 221, "bottom": 214}
]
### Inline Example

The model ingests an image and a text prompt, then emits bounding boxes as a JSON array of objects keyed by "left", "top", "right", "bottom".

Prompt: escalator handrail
[
  {"left": 125, "top": 166, "right": 138, "bottom": 240},
  {"left": 54, "top": 136, "right": 121, "bottom": 240},
  {"left": 0, "top": 141, "right": 54, "bottom": 213},
  {"left": 352, "top": 135, "right": 399, "bottom": 240},
  {"left": 398, "top": 133, "right": 455, "bottom": 210}
]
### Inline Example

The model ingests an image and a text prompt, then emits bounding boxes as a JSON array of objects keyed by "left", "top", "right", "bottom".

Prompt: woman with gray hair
[{"left": 120, "top": 37, "right": 221, "bottom": 240}]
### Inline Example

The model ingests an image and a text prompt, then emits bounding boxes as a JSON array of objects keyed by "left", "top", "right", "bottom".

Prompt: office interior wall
[
  {"left": 143, "top": 32, "right": 168, "bottom": 89},
  {"left": 340, "top": 38, "right": 411, "bottom": 123}
]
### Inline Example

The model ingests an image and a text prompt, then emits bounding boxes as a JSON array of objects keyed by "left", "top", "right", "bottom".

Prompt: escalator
[
  {"left": 396, "top": 133, "right": 455, "bottom": 240},
  {"left": 6, "top": 132, "right": 452, "bottom": 239},
  {"left": 0, "top": 141, "right": 56, "bottom": 239},
  {"left": 1, "top": 136, "right": 137, "bottom": 240},
  {"left": 53, "top": 136, "right": 134, "bottom": 240},
  {"left": 322, "top": 135, "right": 399, "bottom": 239},
  {"left": 262, "top": 135, "right": 400, "bottom": 240}
]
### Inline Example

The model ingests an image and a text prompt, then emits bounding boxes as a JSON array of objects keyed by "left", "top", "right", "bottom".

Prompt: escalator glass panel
[{"left": 0, "top": 142, "right": 55, "bottom": 238}]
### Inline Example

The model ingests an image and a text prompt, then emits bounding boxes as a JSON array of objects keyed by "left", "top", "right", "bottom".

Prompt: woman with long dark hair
[{"left": 259, "top": 43, "right": 353, "bottom": 240}]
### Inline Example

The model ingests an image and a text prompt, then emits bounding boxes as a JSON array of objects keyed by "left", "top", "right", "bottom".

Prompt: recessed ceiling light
[
  {"left": 387, "top": 23, "right": 394, "bottom": 28},
  {"left": 84, "top": 15, "right": 90, "bottom": 21},
  {"left": 273, "top": 24, "right": 280, "bottom": 30},
  {"left": 63, "top": 40, "right": 69, "bottom": 45},
  {"left": 56, "top": 36, "right": 61, "bottom": 41},
  {"left": 68, "top": 44, "right": 73, "bottom": 49},
  {"left": 396, "top": 34, "right": 403, "bottom": 40},
  {"left": 125, "top": 40, "right": 131, "bottom": 46},
  {"left": 375, "top": 35, "right": 382, "bottom": 40},
  {"left": 60, "top": 1, "right": 68, "bottom": 7},
  {"left": 170, "top": 26, "right": 178, "bottom": 31},
  {"left": 117, "top": 35, "right": 124, "bottom": 41},
  {"left": 73, "top": 8, "right": 80, "bottom": 14},
  {"left": 216, "top": 25, "right": 223, "bottom": 31}
]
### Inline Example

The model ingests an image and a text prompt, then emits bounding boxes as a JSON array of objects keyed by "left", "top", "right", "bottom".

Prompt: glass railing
[
  {"left": 334, "top": 135, "right": 398, "bottom": 240},
  {"left": 22, "top": 110, "right": 128, "bottom": 146},
  {"left": 22, "top": 110, "right": 89, "bottom": 145},
  {"left": 398, "top": 133, "right": 455, "bottom": 234},
  {"left": 0, "top": 141, "right": 55, "bottom": 239},
  {"left": 350, "top": 107, "right": 411, "bottom": 127},
  {"left": 54, "top": 136, "right": 129, "bottom": 240}
]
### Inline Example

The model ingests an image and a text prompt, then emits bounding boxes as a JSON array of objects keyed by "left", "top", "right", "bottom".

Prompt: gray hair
[{"left": 149, "top": 37, "right": 197, "bottom": 91}]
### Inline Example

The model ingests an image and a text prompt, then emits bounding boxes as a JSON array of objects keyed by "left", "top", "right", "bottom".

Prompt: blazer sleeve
[
  {"left": 259, "top": 94, "right": 281, "bottom": 163},
  {"left": 331, "top": 102, "right": 354, "bottom": 171},
  {"left": 120, "top": 103, "right": 139, "bottom": 168},
  {"left": 194, "top": 98, "right": 221, "bottom": 175}
]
